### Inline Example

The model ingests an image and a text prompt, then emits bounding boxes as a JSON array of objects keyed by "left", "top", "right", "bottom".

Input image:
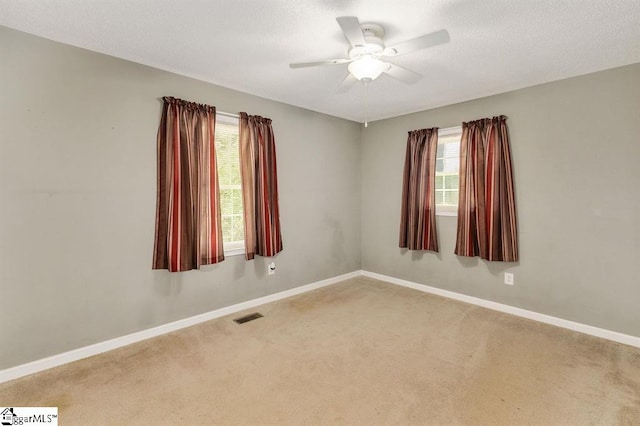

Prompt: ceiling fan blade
[
  {"left": 336, "top": 74, "right": 358, "bottom": 93},
  {"left": 383, "top": 62, "right": 422, "bottom": 84},
  {"left": 384, "top": 29, "right": 450, "bottom": 57},
  {"left": 290, "top": 58, "right": 351, "bottom": 69},
  {"left": 336, "top": 16, "right": 366, "bottom": 48}
]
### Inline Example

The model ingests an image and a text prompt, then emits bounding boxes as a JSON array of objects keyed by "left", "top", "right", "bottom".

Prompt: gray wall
[
  {"left": 361, "top": 63, "right": 640, "bottom": 337},
  {"left": 2, "top": 25, "right": 639, "bottom": 371},
  {"left": 0, "top": 27, "right": 361, "bottom": 370}
]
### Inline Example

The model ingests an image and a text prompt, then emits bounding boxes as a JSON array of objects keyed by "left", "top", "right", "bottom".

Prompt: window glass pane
[
  {"left": 231, "top": 160, "right": 241, "bottom": 185},
  {"left": 443, "top": 157, "right": 458, "bottom": 173},
  {"left": 215, "top": 116, "right": 244, "bottom": 245},
  {"left": 220, "top": 188, "right": 232, "bottom": 214},
  {"left": 445, "top": 175, "right": 459, "bottom": 190},
  {"left": 436, "top": 127, "right": 462, "bottom": 214},
  {"left": 444, "top": 142, "right": 460, "bottom": 158},
  {"left": 444, "top": 190, "right": 459, "bottom": 205},
  {"left": 435, "top": 175, "right": 443, "bottom": 189},
  {"left": 232, "top": 189, "right": 243, "bottom": 215},
  {"left": 231, "top": 215, "right": 244, "bottom": 242},
  {"left": 222, "top": 216, "right": 233, "bottom": 243}
]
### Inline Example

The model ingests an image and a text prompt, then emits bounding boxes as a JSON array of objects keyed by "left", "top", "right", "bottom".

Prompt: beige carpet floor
[{"left": 1, "top": 277, "right": 639, "bottom": 425}]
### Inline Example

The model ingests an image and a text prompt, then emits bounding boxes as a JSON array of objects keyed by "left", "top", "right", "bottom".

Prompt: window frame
[
  {"left": 215, "top": 112, "right": 245, "bottom": 257},
  {"left": 436, "top": 126, "right": 462, "bottom": 217}
]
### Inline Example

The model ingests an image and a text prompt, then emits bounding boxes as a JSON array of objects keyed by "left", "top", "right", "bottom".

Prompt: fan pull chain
[{"left": 364, "top": 81, "right": 369, "bottom": 128}]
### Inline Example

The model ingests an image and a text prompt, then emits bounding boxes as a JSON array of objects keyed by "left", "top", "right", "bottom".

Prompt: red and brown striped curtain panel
[
  {"left": 239, "top": 113, "right": 283, "bottom": 260},
  {"left": 399, "top": 128, "right": 439, "bottom": 252},
  {"left": 153, "top": 97, "right": 225, "bottom": 272},
  {"left": 455, "top": 115, "right": 518, "bottom": 261}
]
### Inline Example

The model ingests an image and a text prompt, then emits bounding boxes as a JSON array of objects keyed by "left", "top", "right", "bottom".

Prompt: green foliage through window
[
  {"left": 435, "top": 128, "right": 462, "bottom": 214},
  {"left": 215, "top": 117, "right": 244, "bottom": 248}
]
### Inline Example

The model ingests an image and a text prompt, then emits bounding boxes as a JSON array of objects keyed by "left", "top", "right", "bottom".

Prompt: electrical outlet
[
  {"left": 504, "top": 272, "right": 514, "bottom": 285},
  {"left": 268, "top": 262, "right": 276, "bottom": 275}
]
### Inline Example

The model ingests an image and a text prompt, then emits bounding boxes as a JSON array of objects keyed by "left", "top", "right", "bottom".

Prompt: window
[
  {"left": 215, "top": 114, "right": 244, "bottom": 255},
  {"left": 435, "top": 126, "right": 462, "bottom": 216}
]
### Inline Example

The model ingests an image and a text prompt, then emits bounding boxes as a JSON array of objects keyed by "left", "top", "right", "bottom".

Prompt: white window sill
[
  {"left": 436, "top": 210, "right": 458, "bottom": 217},
  {"left": 224, "top": 247, "right": 245, "bottom": 257}
]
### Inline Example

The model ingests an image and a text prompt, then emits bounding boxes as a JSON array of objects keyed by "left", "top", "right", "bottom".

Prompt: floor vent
[{"left": 233, "top": 312, "right": 264, "bottom": 324}]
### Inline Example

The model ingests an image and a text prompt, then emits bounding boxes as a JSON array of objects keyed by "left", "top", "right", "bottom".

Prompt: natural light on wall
[
  {"left": 436, "top": 126, "right": 461, "bottom": 216},
  {"left": 215, "top": 114, "right": 244, "bottom": 255}
]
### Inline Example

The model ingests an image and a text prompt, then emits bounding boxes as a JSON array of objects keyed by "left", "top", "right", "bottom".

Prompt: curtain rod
[
  {"left": 160, "top": 97, "right": 241, "bottom": 119},
  {"left": 217, "top": 111, "right": 239, "bottom": 119},
  {"left": 408, "top": 125, "right": 461, "bottom": 135},
  {"left": 439, "top": 125, "right": 462, "bottom": 136}
]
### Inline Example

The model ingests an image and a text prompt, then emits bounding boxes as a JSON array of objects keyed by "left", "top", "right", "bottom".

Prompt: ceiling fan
[{"left": 289, "top": 16, "right": 450, "bottom": 93}]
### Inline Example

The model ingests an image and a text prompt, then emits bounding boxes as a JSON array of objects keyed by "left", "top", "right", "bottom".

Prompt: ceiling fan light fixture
[{"left": 348, "top": 55, "right": 387, "bottom": 82}]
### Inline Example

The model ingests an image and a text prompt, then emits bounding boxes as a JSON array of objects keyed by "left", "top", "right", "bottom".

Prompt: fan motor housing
[{"left": 348, "top": 23, "right": 385, "bottom": 59}]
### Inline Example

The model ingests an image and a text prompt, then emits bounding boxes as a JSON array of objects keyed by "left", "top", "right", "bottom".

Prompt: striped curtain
[
  {"left": 455, "top": 115, "right": 518, "bottom": 261},
  {"left": 153, "top": 97, "right": 225, "bottom": 272},
  {"left": 239, "top": 113, "right": 283, "bottom": 260},
  {"left": 399, "top": 128, "right": 439, "bottom": 252}
]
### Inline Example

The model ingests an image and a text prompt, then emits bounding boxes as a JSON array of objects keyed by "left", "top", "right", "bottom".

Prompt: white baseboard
[
  {"left": 361, "top": 270, "right": 640, "bottom": 349},
  {"left": 4, "top": 269, "right": 638, "bottom": 384},
  {"left": 0, "top": 270, "right": 361, "bottom": 384}
]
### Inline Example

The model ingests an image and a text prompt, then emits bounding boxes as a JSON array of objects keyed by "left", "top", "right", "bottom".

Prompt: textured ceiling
[{"left": 1, "top": 1, "right": 639, "bottom": 123}]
